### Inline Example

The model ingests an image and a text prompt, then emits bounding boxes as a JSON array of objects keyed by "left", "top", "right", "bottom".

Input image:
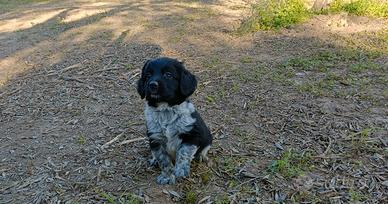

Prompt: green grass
[
  {"left": 237, "top": 0, "right": 309, "bottom": 33},
  {"left": 214, "top": 195, "right": 230, "bottom": 204},
  {"left": 275, "top": 48, "right": 386, "bottom": 103},
  {"left": 184, "top": 190, "right": 197, "bottom": 204},
  {"left": 291, "top": 191, "right": 321, "bottom": 203},
  {"left": 349, "top": 128, "right": 382, "bottom": 154},
  {"left": 237, "top": 0, "right": 388, "bottom": 33},
  {"left": 320, "top": 0, "right": 388, "bottom": 17},
  {"left": 269, "top": 149, "right": 313, "bottom": 179},
  {"left": 96, "top": 190, "right": 142, "bottom": 204},
  {"left": 77, "top": 135, "right": 86, "bottom": 145},
  {"left": 349, "top": 189, "right": 368, "bottom": 202},
  {"left": 240, "top": 56, "right": 254, "bottom": 63}
]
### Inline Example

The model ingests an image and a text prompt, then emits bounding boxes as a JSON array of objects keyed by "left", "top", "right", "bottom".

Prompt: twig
[
  {"left": 118, "top": 137, "right": 146, "bottom": 145},
  {"left": 96, "top": 166, "right": 102, "bottom": 182},
  {"left": 323, "top": 137, "right": 333, "bottom": 155},
  {"left": 91, "top": 67, "right": 121, "bottom": 74},
  {"left": 0, "top": 88, "right": 21, "bottom": 98},
  {"left": 235, "top": 176, "right": 262, "bottom": 189},
  {"left": 128, "top": 72, "right": 140, "bottom": 81},
  {"left": 0, "top": 168, "right": 10, "bottom": 173},
  {"left": 312, "top": 154, "right": 344, "bottom": 159},
  {"left": 46, "top": 63, "right": 82, "bottom": 77},
  {"left": 101, "top": 132, "right": 124, "bottom": 149},
  {"left": 211, "top": 126, "right": 222, "bottom": 135},
  {"left": 61, "top": 63, "right": 82, "bottom": 73},
  {"left": 17, "top": 175, "right": 46, "bottom": 190},
  {"left": 60, "top": 76, "right": 85, "bottom": 83}
]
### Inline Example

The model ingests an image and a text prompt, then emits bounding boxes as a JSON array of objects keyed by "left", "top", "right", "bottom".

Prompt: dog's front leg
[
  {"left": 175, "top": 144, "right": 198, "bottom": 178},
  {"left": 149, "top": 136, "right": 176, "bottom": 185}
]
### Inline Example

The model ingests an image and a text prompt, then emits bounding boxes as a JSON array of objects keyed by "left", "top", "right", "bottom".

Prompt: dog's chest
[{"left": 145, "top": 102, "right": 196, "bottom": 156}]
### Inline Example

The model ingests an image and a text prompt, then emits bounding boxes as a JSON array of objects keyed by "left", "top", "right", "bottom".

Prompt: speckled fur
[{"left": 137, "top": 57, "right": 212, "bottom": 185}]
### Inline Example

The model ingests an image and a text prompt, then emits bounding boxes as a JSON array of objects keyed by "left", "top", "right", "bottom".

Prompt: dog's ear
[
  {"left": 137, "top": 60, "right": 150, "bottom": 99},
  {"left": 179, "top": 62, "right": 197, "bottom": 98}
]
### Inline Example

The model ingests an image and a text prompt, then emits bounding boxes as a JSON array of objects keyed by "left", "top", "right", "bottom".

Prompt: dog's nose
[{"left": 149, "top": 81, "right": 159, "bottom": 91}]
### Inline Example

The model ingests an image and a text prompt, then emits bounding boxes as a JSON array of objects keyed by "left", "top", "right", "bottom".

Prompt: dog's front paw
[
  {"left": 156, "top": 174, "right": 176, "bottom": 185},
  {"left": 174, "top": 166, "right": 190, "bottom": 178}
]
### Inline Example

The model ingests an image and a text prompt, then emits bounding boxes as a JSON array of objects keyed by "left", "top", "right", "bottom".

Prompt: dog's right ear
[{"left": 137, "top": 60, "right": 150, "bottom": 99}]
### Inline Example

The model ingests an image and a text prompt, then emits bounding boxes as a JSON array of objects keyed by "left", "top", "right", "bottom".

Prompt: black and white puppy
[{"left": 137, "top": 57, "right": 212, "bottom": 185}]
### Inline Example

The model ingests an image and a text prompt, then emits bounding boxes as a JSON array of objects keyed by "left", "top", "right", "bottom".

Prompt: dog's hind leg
[{"left": 174, "top": 144, "right": 198, "bottom": 178}]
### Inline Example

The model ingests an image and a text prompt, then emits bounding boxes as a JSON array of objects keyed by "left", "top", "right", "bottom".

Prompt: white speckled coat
[{"left": 145, "top": 101, "right": 196, "bottom": 159}]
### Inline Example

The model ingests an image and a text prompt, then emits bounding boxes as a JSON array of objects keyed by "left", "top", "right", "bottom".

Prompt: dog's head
[{"left": 137, "top": 57, "right": 197, "bottom": 107}]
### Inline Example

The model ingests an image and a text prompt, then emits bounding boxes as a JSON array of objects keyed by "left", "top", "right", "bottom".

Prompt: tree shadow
[{"left": 0, "top": 3, "right": 146, "bottom": 59}]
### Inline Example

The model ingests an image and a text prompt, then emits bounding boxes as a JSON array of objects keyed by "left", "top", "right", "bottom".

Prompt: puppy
[{"left": 137, "top": 57, "right": 212, "bottom": 184}]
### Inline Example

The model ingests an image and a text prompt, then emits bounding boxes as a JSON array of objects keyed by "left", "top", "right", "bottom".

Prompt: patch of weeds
[
  {"left": 184, "top": 190, "right": 197, "bottom": 204},
  {"left": 215, "top": 86, "right": 227, "bottom": 99},
  {"left": 240, "top": 56, "right": 254, "bottom": 64},
  {"left": 231, "top": 82, "right": 240, "bottom": 93},
  {"left": 200, "top": 171, "right": 212, "bottom": 184},
  {"left": 283, "top": 57, "right": 316, "bottom": 71},
  {"left": 296, "top": 82, "right": 324, "bottom": 96},
  {"left": 232, "top": 65, "right": 268, "bottom": 83},
  {"left": 206, "top": 95, "right": 215, "bottom": 104},
  {"left": 203, "top": 56, "right": 221, "bottom": 69},
  {"left": 279, "top": 48, "right": 385, "bottom": 101},
  {"left": 125, "top": 64, "right": 134, "bottom": 70},
  {"left": 96, "top": 189, "right": 142, "bottom": 204},
  {"left": 269, "top": 149, "right": 313, "bottom": 179},
  {"left": 216, "top": 155, "right": 246, "bottom": 175},
  {"left": 77, "top": 135, "right": 86, "bottom": 145},
  {"left": 282, "top": 51, "right": 341, "bottom": 72},
  {"left": 227, "top": 179, "right": 238, "bottom": 188},
  {"left": 237, "top": 0, "right": 309, "bottom": 33},
  {"left": 349, "top": 61, "right": 380, "bottom": 73},
  {"left": 349, "top": 128, "right": 381, "bottom": 153},
  {"left": 383, "top": 89, "right": 388, "bottom": 99},
  {"left": 291, "top": 191, "right": 321, "bottom": 203},
  {"left": 270, "top": 67, "right": 295, "bottom": 84},
  {"left": 349, "top": 189, "right": 368, "bottom": 202},
  {"left": 343, "top": 0, "right": 388, "bottom": 17},
  {"left": 352, "top": 128, "right": 372, "bottom": 144},
  {"left": 319, "top": 0, "right": 388, "bottom": 17},
  {"left": 296, "top": 72, "right": 342, "bottom": 97},
  {"left": 233, "top": 128, "right": 254, "bottom": 141},
  {"left": 214, "top": 195, "right": 230, "bottom": 204},
  {"left": 342, "top": 30, "right": 388, "bottom": 55}
]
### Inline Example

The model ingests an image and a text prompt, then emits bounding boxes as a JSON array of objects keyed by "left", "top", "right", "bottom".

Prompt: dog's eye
[
  {"left": 145, "top": 73, "right": 152, "bottom": 79},
  {"left": 164, "top": 72, "right": 173, "bottom": 79}
]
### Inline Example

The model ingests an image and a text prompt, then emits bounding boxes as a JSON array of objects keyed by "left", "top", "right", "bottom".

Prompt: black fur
[{"left": 137, "top": 57, "right": 197, "bottom": 107}]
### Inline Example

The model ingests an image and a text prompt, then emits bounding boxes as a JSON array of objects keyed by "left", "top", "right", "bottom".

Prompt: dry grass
[{"left": 0, "top": 0, "right": 387, "bottom": 203}]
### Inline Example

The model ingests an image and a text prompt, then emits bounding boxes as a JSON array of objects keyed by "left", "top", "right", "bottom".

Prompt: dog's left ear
[
  {"left": 137, "top": 60, "right": 150, "bottom": 99},
  {"left": 179, "top": 63, "right": 197, "bottom": 97}
]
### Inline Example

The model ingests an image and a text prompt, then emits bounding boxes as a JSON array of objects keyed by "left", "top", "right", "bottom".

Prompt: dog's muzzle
[
  {"left": 149, "top": 81, "right": 159, "bottom": 92},
  {"left": 148, "top": 81, "right": 160, "bottom": 98}
]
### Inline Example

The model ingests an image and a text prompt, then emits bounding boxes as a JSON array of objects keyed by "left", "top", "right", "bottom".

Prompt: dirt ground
[{"left": 0, "top": 0, "right": 387, "bottom": 203}]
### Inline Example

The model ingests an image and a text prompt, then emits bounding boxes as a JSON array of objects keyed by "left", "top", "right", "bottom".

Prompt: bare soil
[{"left": 0, "top": 0, "right": 387, "bottom": 203}]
